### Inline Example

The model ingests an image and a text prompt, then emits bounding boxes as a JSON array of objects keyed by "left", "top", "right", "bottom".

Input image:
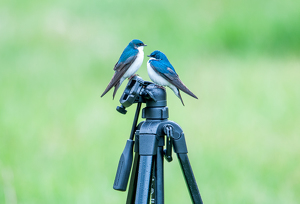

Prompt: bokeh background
[{"left": 1, "top": 0, "right": 300, "bottom": 203}]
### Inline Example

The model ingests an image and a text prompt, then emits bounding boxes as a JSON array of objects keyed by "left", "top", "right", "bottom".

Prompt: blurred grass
[{"left": 1, "top": 0, "right": 300, "bottom": 203}]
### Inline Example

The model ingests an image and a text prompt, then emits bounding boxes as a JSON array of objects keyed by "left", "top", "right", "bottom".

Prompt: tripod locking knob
[{"left": 116, "top": 105, "right": 127, "bottom": 114}]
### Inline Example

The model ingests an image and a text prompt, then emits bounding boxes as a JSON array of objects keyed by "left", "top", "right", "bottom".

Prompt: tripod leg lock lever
[{"left": 163, "top": 125, "right": 174, "bottom": 162}]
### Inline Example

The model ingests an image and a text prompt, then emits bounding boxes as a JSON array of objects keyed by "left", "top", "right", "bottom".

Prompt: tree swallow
[
  {"left": 101, "top": 39, "right": 147, "bottom": 99},
  {"left": 147, "top": 50, "right": 198, "bottom": 105}
]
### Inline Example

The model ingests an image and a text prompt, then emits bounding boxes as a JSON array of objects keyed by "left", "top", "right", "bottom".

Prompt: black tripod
[{"left": 113, "top": 76, "right": 203, "bottom": 204}]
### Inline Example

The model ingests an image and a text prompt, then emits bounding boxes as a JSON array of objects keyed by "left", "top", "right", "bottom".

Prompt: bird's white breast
[
  {"left": 147, "top": 58, "right": 181, "bottom": 99},
  {"left": 122, "top": 46, "right": 144, "bottom": 80},
  {"left": 147, "top": 58, "right": 172, "bottom": 87}
]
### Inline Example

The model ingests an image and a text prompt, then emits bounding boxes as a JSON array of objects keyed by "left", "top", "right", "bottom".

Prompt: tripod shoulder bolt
[{"left": 159, "top": 121, "right": 188, "bottom": 154}]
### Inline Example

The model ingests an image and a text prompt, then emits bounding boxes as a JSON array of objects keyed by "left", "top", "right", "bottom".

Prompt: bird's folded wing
[
  {"left": 101, "top": 54, "right": 137, "bottom": 97},
  {"left": 150, "top": 61, "right": 198, "bottom": 99}
]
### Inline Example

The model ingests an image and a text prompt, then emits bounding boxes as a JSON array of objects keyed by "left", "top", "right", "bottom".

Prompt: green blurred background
[{"left": 1, "top": 0, "right": 300, "bottom": 203}]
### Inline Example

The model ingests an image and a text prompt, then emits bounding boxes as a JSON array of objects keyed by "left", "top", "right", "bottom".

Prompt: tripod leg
[
  {"left": 126, "top": 153, "right": 140, "bottom": 204},
  {"left": 177, "top": 153, "right": 203, "bottom": 204},
  {"left": 155, "top": 146, "right": 164, "bottom": 204},
  {"left": 135, "top": 155, "right": 153, "bottom": 204}
]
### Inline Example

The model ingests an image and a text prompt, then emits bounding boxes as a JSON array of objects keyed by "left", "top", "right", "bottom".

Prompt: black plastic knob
[{"left": 116, "top": 105, "right": 127, "bottom": 114}]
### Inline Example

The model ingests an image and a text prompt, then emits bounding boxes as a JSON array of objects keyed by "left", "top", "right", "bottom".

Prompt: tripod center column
[{"left": 141, "top": 84, "right": 169, "bottom": 120}]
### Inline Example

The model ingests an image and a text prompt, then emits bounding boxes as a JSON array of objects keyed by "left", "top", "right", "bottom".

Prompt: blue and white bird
[
  {"left": 101, "top": 39, "right": 147, "bottom": 99},
  {"left": 147, "top": 50, "right": 198, "bottom": 105}
]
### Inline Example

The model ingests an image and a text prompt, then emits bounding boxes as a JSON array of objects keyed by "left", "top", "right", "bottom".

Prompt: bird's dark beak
[
  {"left": 143, "top": 44, "right": 147, "bottom": 46},
  {"left": 147, "top": 55, "right": 151, "bottom": 57}
]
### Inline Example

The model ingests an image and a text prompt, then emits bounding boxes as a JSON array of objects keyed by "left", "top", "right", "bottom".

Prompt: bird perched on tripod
[
  {"left": 101, "top": 39, "right": 147, "bottom": 99},
  {"left": 147, "top": 50, "right": 198, "bottom": 105}
]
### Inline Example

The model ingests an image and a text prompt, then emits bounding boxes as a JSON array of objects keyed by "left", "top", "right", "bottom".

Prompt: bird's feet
[
  {"left": 155, "top": 85, "right": 166, "bottom": 90},
  {"left": 128, "top": 74, "right": 139, "bottom": 80}
]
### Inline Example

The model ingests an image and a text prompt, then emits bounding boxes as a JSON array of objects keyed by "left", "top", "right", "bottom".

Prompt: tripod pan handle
[{"left": 113, "top": 139, "right": 134, "bottom": 191}]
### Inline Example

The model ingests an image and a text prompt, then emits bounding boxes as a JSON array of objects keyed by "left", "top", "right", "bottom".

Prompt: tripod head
[{"left": 116, "top": 76, "right": 167, "bottom": 115}]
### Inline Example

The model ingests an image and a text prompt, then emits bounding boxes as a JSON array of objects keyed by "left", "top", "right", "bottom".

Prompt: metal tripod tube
[
  {"left": 126, "top": 153, "right": 140, "bottom": 204},
  {"left": 130, "top": 102, "right": 142, "bottom": 140},
  {"left": 135, "top": 156, "right": 153, "bottom": 204},
  {"left": 155, "top": 146, "right": 164, "bottom": 204}
]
